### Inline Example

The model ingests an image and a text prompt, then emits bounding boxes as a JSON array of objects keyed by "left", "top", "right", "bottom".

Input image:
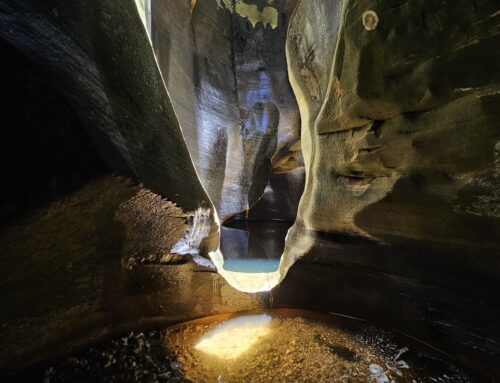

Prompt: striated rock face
[
  {"left": 286, "top": 0, "right": 500, "bottom": 246},
  {"left": 151, "top": 0, "right": 302, "bottom": 220},
  {"left": 0, "top": 0, "right": 219, "bottom": 252},
  {"left": 282, "top": 0, "right": 500, "bottom": 379}
]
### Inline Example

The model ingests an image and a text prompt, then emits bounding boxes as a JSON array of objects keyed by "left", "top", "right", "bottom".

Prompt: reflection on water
[
  {"left": 209, "top": 221, "right": 291, "bottom": 293},
  {"left": 220, "top": 220, "right": 289, "bottom": 272},
  {"left": 220, "top": 221, "right": 290, "bottom": 261},
  {"left": 195, "top": 314, "right": 272, "bottom": 360},
  {"left": 164, "top": 309, "right": 480, "bottom": 383}
]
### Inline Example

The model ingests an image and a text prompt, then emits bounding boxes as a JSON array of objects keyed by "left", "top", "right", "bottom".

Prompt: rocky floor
[{"left": 42, "top": 330, "right": 185, "bottom": 383}]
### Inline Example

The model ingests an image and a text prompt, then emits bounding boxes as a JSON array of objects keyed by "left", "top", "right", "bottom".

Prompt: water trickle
[{"left": 171, "top": 207, "right": 212, "bottom": 256}]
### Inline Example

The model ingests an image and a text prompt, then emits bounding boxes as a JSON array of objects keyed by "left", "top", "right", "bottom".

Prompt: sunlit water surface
[{"left": 164, "top": 309, "right": 479, "bottom": 383}]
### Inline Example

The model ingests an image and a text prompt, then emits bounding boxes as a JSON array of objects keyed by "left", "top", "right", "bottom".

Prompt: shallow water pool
[
  {"left": 37, "top": 309, "right": 485, "bottom": 382},
  {"left": 163, "top": 309, "right": 481, "bottom": 383}
]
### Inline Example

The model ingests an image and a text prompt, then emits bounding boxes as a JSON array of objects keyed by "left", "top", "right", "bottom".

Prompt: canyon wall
[
  {"left": 151, "top": 0, "right": 303, "bottom": 221},
  {"left": 286, "top": 0, "right": 500, "bottom": 248},
  {"left": 0, "top": 0, "right": 219, "bottom": 252},
  {"left": 280, "top": 0, "right": 500, "bottom": 379}
]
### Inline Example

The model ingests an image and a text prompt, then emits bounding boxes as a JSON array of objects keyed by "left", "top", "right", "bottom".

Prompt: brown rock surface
[
  {"left": 281, "top": 0, "right": 500, "bottom": 379},
  {"left": 0, "top": 176, "right": 263, "bottom": 375}
]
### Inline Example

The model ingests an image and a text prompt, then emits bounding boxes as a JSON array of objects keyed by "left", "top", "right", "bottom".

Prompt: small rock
[{"left": 157, "top": 372, "right": 171, "bottom": 380}]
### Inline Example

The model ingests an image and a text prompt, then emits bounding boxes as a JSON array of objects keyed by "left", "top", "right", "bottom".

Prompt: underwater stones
[{"left": 161, "top": 310, "right": 479, "bottom": 383}]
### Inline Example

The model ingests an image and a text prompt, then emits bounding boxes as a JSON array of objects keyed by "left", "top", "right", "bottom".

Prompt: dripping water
[{"left": 269, "top": 289, "right": 274, "bottom": 308}]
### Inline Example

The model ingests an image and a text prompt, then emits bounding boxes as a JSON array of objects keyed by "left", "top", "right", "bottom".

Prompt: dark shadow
[{"left": 0, "top": 37, "right": 109, "bottom": 227}]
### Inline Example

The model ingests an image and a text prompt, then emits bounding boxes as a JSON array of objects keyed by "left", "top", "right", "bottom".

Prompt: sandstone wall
[
  {"left": 282, "top": 0, "right": 500, "bottom": 379},
  {"left": 151, "top": 0, "right": 302, "bottom": 220}
]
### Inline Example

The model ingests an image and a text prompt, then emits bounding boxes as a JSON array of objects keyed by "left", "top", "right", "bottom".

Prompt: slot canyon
[{"left": 0, "top": 0, "right": 499, "bottom": 382}]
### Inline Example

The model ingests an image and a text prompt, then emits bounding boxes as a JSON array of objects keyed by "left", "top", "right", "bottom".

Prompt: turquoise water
[
  {"left": 220, "top": 220, "right": 290, "bottom": 267},
  {"left": 222, "top": 258, "right": 280, "bottom": 273}
]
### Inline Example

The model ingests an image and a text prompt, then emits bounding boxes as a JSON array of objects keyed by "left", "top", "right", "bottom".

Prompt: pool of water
[
  {"left": 221, "top": 258, "right": 280, "bottom": 273},
  {"left": 220, "top": 220, "right": 290, "bottom": 270},
  {"left": 163, "top": 309, "right": 481, "bottom": 383},
  {"left": 34, "top": 309, "right": 485, "bottom": 382},
  {"left": 209, "top": 220, "right": 291, "bottom": 292}
]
